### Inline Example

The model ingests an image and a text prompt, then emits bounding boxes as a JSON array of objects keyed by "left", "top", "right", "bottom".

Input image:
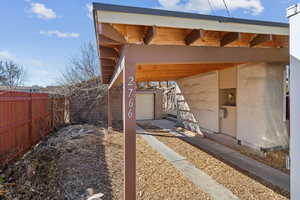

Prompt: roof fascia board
[
  {"left": 96, "top": 10, "right": 289, "bottom": 36},
  {"left": 93, "top": 3, "right": 288, "bottom": 28}
]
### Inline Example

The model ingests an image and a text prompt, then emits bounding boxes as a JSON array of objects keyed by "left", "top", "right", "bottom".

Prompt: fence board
[{"left": 0, "top": 91, "right": 65, "bottom": 165}]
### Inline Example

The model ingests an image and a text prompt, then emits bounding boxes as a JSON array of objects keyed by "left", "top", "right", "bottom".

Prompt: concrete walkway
[
  {"left": 137, "top": 126, "right": 240, "bottom": 200},
  {"left": 142, "top": 120, "right": 290, "bottom": 193}
]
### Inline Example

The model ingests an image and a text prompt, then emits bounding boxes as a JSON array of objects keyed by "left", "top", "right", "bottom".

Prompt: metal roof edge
[{"left": 93, "top": 2, "right": 289, "bottom": 28}]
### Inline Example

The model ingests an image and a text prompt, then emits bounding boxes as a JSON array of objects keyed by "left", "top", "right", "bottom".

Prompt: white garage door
[{"left": 136, "top": 93, "right": 154, "bottom": 120}]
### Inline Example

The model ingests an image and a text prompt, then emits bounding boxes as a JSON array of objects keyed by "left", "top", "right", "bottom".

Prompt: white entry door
[{"left": 136, "top": 93, "right": 154, "bottom": 120}]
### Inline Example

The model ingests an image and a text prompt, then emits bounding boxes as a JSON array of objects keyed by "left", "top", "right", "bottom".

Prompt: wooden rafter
[
  {"left": 221, "top": 32, "right": 241, "bottom": 47},
  {"left": 98, "top": 24, "right": 288, "bottom": 48},
  {"left": 99, "top": 23, "right": 127, "bottom": 43},
  {"left": 101, "top": 58, "right": 116, "bottom": 66},
  {"left": 250, "top": 34, "right": 273, "bottom": 47},
  {"left": 185, "top": 29, "right": 205, "bottom": 45},
  {"left": 143, "top": 26, "right": 157, "bottom": 45},
  {"left": 99, "top": 35, "right": 121, "bottom": 46},
  {"left": 99, "top": 46, "right": 118, "bottom": 59}
]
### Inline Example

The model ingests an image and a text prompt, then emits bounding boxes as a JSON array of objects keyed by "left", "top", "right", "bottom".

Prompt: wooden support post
[
  {"left": 28, "top": 92, "right": 33, "bottom": 145},
  {"left": 107, "top": 88, "right": 113, "bottom": 133},
  {"left": 123, "top": 62, "right": 136, "bottom": 200},
  {"left": 51, "top": 97, "right": 54, "bottom": 130}
]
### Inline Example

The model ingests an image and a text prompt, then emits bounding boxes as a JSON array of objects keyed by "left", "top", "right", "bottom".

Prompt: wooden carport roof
[
  {"left": 93, "top": 3, "right": 289, "bottom": 86},
  {"left": 92, "top": 4, "right": 290, "bottom": 199}
]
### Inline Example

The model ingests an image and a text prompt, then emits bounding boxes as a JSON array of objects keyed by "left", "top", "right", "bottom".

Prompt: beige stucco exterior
[{"left": 176, "top": 62, "right": 288, "bottom": 150}]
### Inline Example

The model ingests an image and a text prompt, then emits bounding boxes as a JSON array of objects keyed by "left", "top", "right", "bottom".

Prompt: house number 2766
[{"left": 127, "top": 76, "right": 135, "bottom": 120}]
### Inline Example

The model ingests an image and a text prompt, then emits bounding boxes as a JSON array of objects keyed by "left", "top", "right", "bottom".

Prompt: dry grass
[{"left": 145, "top": 130, "right": 289, "bottom": 200}]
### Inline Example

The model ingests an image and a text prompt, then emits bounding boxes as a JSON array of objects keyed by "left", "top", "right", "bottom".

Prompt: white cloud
[
  {"left": 30, "top": 2, "right": 57, "bottom": 19},
  {"left": 0, "top": 51, "right": 14, "bottom": 60},
  {"left": 86, "top": 3, "right": 93, "bottom": 20},
  {"left": 157, "top": 0, "right": 264, "bottom": 15},
  {"left": 40, "top": 30, "right": 80, "bottom": 38}
]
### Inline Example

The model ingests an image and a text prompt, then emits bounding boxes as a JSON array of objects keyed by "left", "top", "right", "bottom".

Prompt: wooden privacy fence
[{"left": 0, "top": 91, "right": 66, "bottom": 165}]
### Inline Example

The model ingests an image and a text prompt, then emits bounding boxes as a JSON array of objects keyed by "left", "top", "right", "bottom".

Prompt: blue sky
[{"left": 0, "top": 0, "right": 297, "bottom": 86}]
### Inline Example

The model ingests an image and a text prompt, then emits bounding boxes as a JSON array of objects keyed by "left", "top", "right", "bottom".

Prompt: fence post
[
  {"left": 28, "top": 92, "right": 33, "bottom": 146},
  {"left": 51, "top": 96, "right": 54, "bottom": 130}
]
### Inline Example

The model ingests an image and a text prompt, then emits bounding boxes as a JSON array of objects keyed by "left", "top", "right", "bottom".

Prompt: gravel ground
[
  {"left": 105, "top": 131, "right": 212, "bottom": 200},
  {"left": 175, "top": 127, "right": 289, "bottom": 173},
  {"left": 1, "top": 123, "right": 288, "bottom": 200},
  {"left": 1, "top": 124, "right": 213, "bottom": 200},
  {"left": 142, "top": 128, "right": 289, "bottom": 200}
]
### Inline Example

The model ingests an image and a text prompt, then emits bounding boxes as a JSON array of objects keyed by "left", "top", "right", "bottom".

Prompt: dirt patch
[
  {"left": 0, "top": 124, "right": 213, "bottom": 200},
  {"left": 142, "top": 129, "right": 289, "bottom": 200},
  {"left": 0, "top": 124, "right": 111, "bottom": 200}
]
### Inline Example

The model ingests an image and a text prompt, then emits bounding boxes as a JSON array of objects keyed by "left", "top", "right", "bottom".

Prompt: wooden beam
[
  {"left": 221, "top": 32, "right": 241, "bottom": 47},
  {"left": 102, "top": 69, "right": 114, "bottom": 73},
  {"left": 99, "top": 35, "right": 121, "bottom": 46},
  {"left": 101, "top": 58, "right": 115, "bottom": 66},
  {"left": 143, "top": 26, "right": 157, "bottom": 45},
  {"left": 184, "top": 29, "right": 204, "bottom": 45},
  {"left": 123, "top": 61, "right": 136, "bottom": 200},
  {"left": 250, "top": 34, "right": 273, "bottom": 47},
  {"left": 99, "top": 23, "right": 127, "bottom": 43},
  {"left": 100, "top": 46, "right": 118, "bottom": 59},
  {"left": 125, "top": 44, "right": 289, "bottom": 64},
  {"left": 108, "top": 48, "right": 126, "bottom": 89}
]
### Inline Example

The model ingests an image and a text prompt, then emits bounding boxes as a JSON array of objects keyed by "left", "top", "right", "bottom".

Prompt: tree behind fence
[{"left": 0, "top": 91, "right": 66, "bottom": 165}]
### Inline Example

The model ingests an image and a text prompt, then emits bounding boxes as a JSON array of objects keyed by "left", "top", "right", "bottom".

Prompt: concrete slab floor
[{"left": 140, "top": 119, "right": 290, "bottom": 193}]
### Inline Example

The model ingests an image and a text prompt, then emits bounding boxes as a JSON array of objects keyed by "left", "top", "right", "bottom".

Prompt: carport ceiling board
[
  {"left": 93, "top": 3, "right": 289, "bottom": 84},
  {"left": 135, "top": 63, "right": 241, "bottom": 82}
]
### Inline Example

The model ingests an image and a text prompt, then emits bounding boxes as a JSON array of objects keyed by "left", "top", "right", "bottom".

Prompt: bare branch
[{"left": 0, "top": 60, "right": 26, "bottom": 88}]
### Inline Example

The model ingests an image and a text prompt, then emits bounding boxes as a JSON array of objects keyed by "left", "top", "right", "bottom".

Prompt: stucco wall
[
  {"left": 237, "top": 62, "right": 288, "bottom": 149},
  {"left": 177, "top": 71, "right": 219, "bottom": 133}
]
